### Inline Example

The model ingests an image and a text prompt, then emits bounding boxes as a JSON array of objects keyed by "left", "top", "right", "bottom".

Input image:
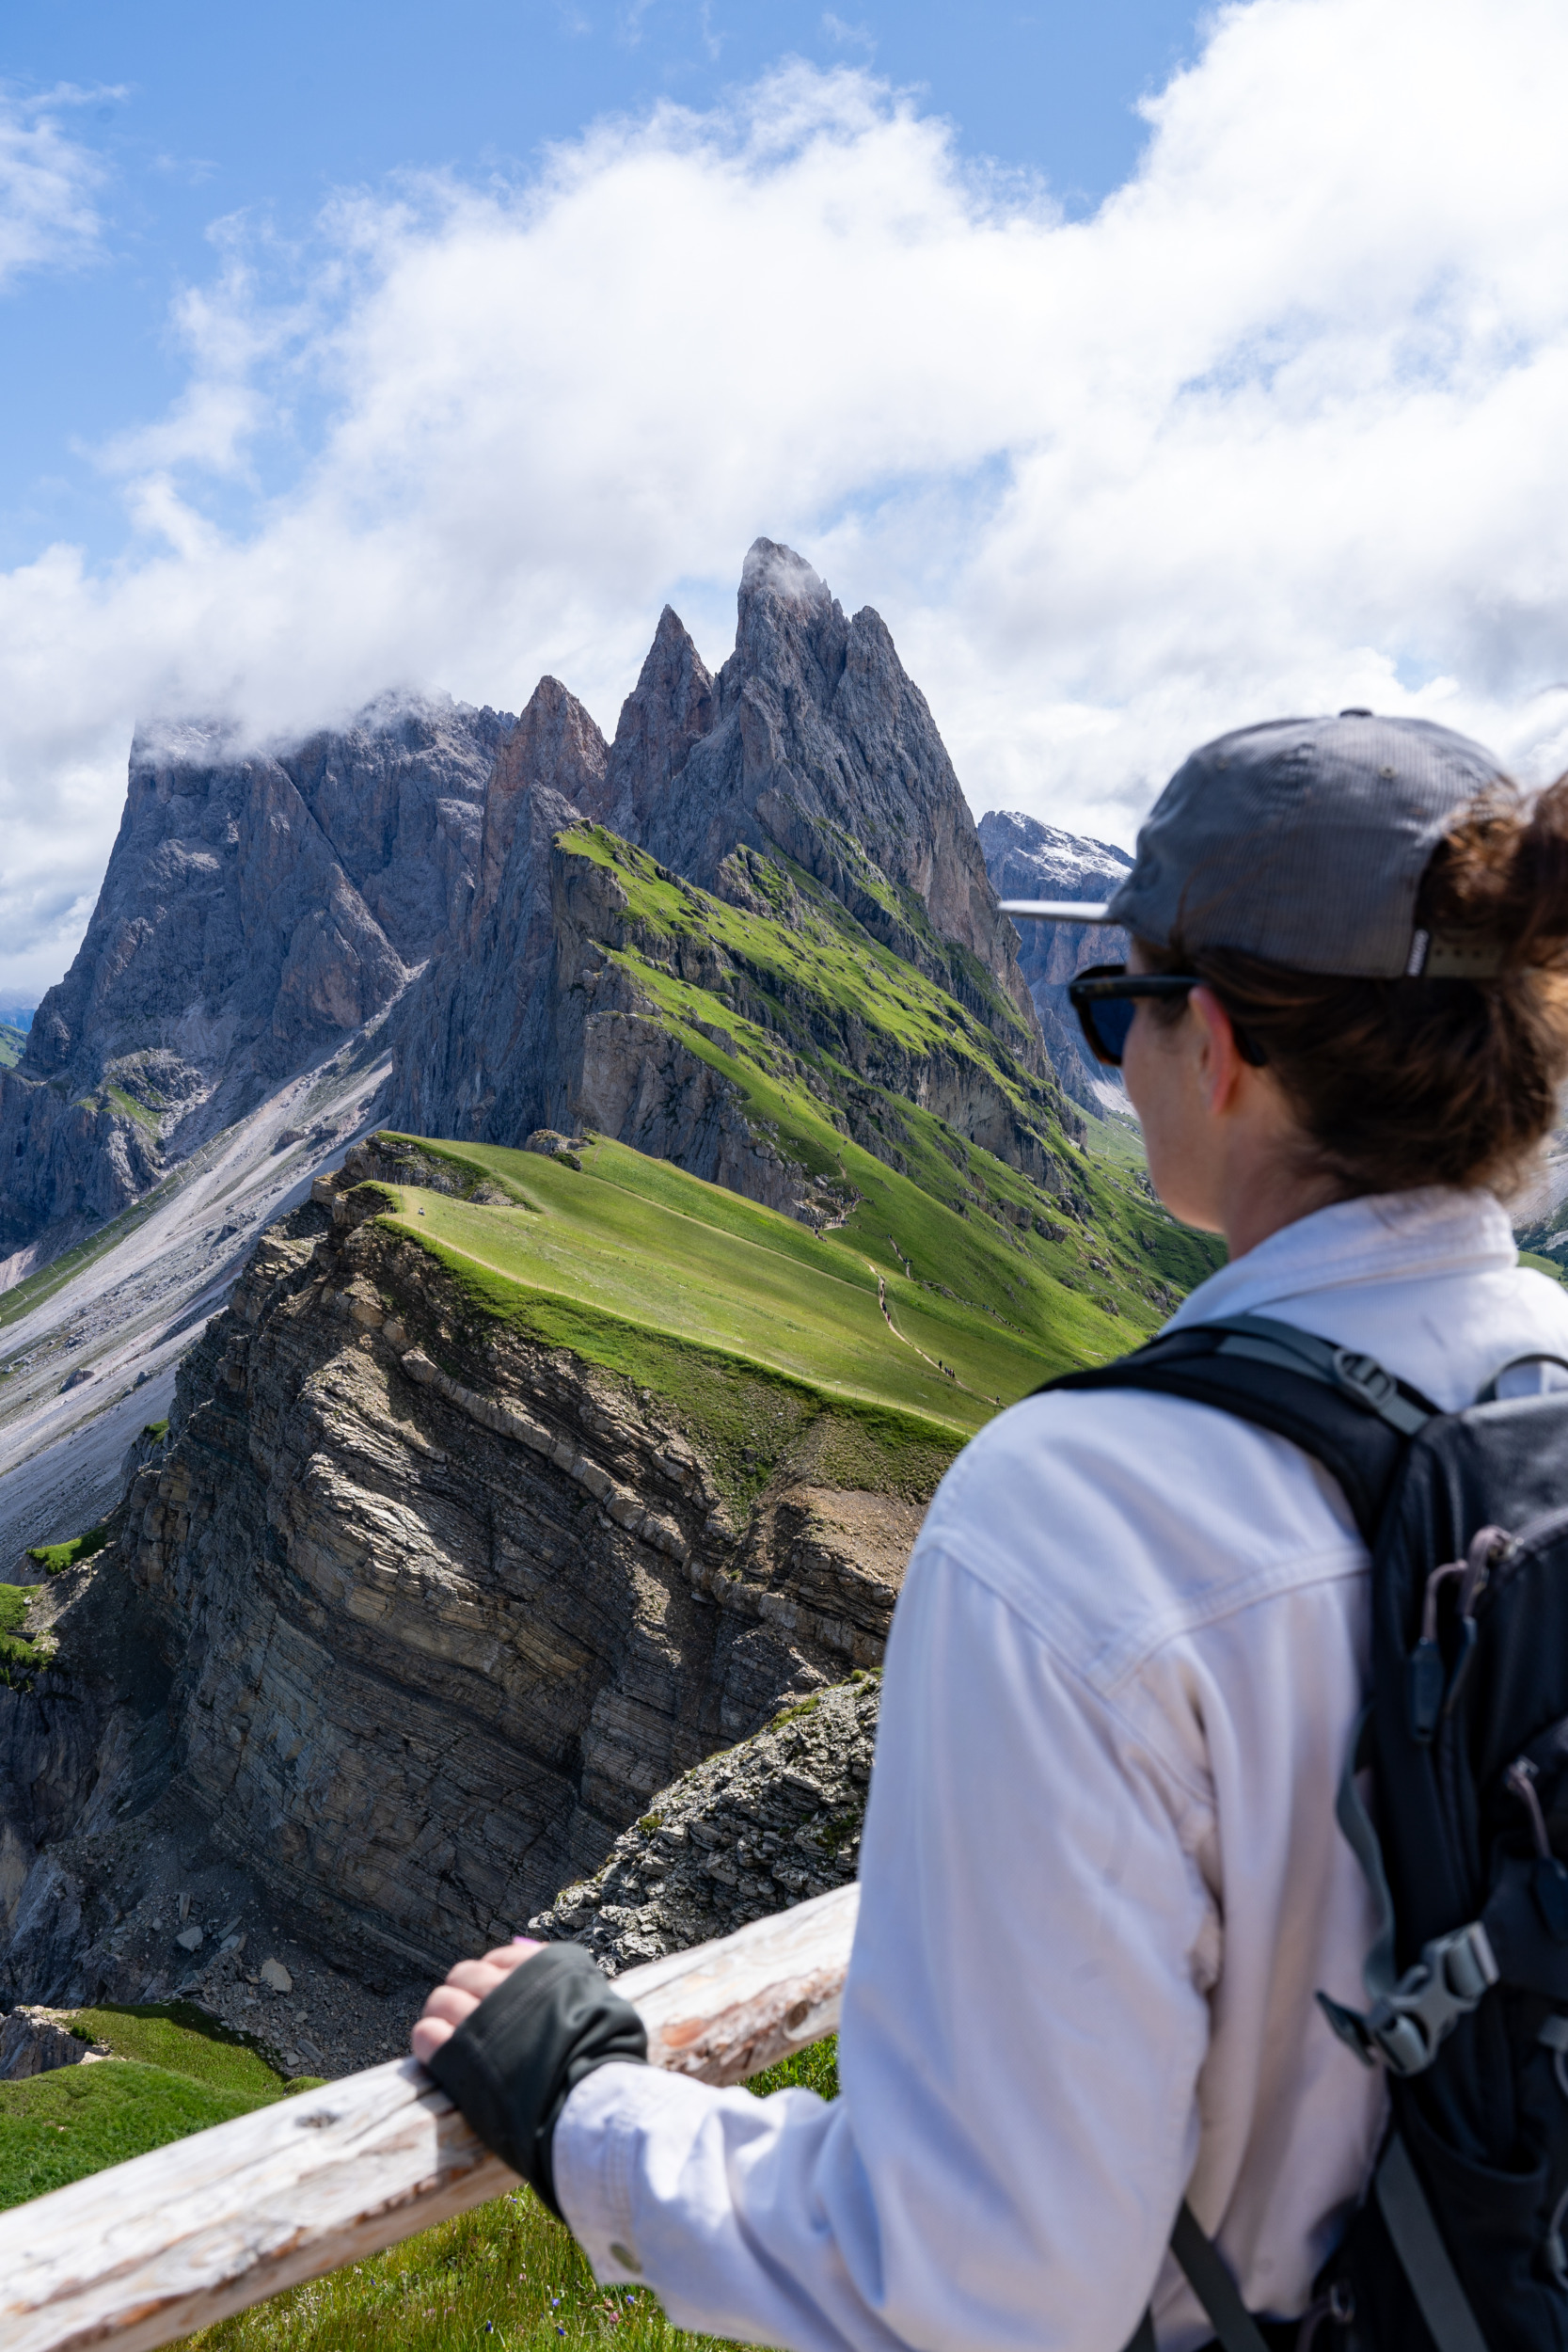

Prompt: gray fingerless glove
[{"left": 425, "top": 1944, "right": 647, "bottom": 2217}]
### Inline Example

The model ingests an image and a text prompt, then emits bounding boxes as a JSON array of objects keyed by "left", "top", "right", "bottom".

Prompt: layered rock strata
[
  {"left": 1, "top": 696, "right": 512, "bottom": 1262},
  {"left": 0, "top": 1174, "right": 925, "bottom": 2040}
]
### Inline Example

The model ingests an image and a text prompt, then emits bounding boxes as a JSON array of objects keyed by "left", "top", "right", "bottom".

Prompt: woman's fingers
[
  {"left": 420, "top": 1983, "right": 483, "bottom": 2027},
  {"left": 481, "top": 1938, "right": 543, "bottom": 1971},
  {"left": 441, "top": 1957, "right": 512, "bottom": 2000},
  {"left": 410, "top": 2015, "right": 456, "bottom": 2063},
  {"left": 410, "top": 1940, "right": 546, "bottom": 2060}
]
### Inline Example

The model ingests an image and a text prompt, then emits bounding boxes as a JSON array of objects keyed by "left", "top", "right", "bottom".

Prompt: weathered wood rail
[{"left": 0, "top": 1883, "right": 859, "bottom": 2352}]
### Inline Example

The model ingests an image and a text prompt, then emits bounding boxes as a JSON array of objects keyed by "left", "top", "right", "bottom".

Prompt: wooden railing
[{"left": 0, "top": 1885, "right": 859, "bottom": 2352}]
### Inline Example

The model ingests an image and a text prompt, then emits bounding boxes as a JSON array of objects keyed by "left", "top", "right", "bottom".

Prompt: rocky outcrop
[
  {"left": 531, "top": 1673, "right": 879, "bottom": 1973},
  {"left": 0, "top": 1172, "right": 931, "bottom": 2031},
  {"left": 0, "top": 2005, "right": 109, "bottom": 2078},
  {"left": 978, "top": 809, "right": 1132, "bottom": 1114},
  {"left": 0, "top": 697, "right": 512, "bottom": 1264}
]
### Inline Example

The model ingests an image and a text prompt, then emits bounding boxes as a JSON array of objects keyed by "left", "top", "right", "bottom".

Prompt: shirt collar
[{"left": 1166, "top": 1186, "right": 1517, "bottom": 1330}]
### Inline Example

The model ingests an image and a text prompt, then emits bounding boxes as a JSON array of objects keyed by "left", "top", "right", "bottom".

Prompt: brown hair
[{"left": 1140, "top": 775, "right": 1568, "bottom": 1198}]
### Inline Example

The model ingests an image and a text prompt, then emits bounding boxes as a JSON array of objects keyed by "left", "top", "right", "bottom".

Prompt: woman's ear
[{"left": 1187, "top": 984, "right": 1251, "bottom": 1117}]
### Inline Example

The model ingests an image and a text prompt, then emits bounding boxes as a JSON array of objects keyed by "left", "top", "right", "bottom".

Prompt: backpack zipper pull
[
  {"left": 1408, "top": 1561, "right": 1464, "bottom": 1741},
  {"left": 1506, "top": 1757, "right": 1568, "bottom": 1942},
  {"left": 1439, "top": 1525, "right": 1514, "bottom": 1724}
]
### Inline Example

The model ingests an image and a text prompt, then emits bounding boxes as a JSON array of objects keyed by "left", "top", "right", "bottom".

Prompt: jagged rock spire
[
  {"left": 578, "top": 608, "right": 715, "bottom": 844},
  {"left": 604, "top": 536, "right": 1040, "bottom": 1039},
  {"left": 475, "top": 676, "right": 608, "bottom": 926}
]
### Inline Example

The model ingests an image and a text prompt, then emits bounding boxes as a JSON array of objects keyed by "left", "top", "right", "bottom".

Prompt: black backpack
[{"left": 1041, "top": 1311, "right": 1568, "bottom": 2352}]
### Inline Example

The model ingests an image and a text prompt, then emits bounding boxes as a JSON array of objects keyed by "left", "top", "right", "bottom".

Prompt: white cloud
[
  {"left": 7, "top": 0, "right": 1568, "bottom": 998},
  {"left": 0, "top": 84, "right": 109, "bottom": 295}
]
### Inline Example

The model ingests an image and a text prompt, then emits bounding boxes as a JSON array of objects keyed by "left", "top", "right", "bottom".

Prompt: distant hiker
[{"left": 415, "top": 715, "right": 1568, "bottom": 2349}]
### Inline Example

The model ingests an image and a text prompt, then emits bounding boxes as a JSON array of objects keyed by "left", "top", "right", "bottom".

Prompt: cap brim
[{"left": 998, "top": 899, "right": 1117, "bottom": 923}]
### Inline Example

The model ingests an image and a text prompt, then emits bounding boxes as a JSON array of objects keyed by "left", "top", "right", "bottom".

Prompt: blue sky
[
  {"left": 1, "top": 2, "right": 1204, "bottom": 571},
  {"left": 2, "top": 0, "right": 1564, "bottom": 1007}
]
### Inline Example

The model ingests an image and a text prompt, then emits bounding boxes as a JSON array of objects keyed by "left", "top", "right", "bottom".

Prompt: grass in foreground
[
  {"left": 0, "top": 2063, "right": 273, "bottom": 2209},
  {"left": 0, "top": 2003, "right": 312, "bottom": 2209},
  {"left": 182, "top": 2042, "right": 839, "bottom": 2352},
  {"left": 1, "top": 1998, "right": 834, "bottom": 2352}
]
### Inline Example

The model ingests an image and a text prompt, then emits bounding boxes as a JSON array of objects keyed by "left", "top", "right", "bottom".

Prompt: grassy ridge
[
  {"left": 25, "top": 1523, "right": 110, "bottom": 1574},
  {"left": 367, "top": 1129, "right": 1177, "bottom": 1506},
  {"left": 557, "top": 827, "right": 1217, "bottom": 1311}
]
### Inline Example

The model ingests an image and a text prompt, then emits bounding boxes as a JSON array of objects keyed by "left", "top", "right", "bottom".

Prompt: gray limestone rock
[
  {"left": 0, "top": 696, "right": 512, "bottom": 1263},
  {"left": 388, "top": 545, "right": 1080, "bottom": 1205},
  {"left": 594, "top": 542, "right": 1041, "bottom": 1046},
  {"left": 530, "top": 1674, "right": 878, "bottom": 1972},
  {"left": 977, "top": 808, "right": 1134, "bottom": 1115},
  {"left": 0, "top": 2004, "right": 109, "bottom": 2078},
  {"left": 0, "top": 1189, "right": 927, "bottom": 2015},
  {"left": 580, "top": 604, "right": 716, "bottom": 850}
]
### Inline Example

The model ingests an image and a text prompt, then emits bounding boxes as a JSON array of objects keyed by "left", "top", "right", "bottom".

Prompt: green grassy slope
[
  {"left": 0, "top": 1022, "right": 24, "bottom": 1071},
  {"left": 0, "top": 1581, "right": 44, "bottom": 1684},
  {"left": 556, "top": 826, "right": 1218, "bottom": 1312},
  {"left": 366, "top": 1123, "right": 1212, "bottom": 1506},
  {"left": 0, "top": 2004, "right": 309, "bottom": 2210},
  {"left": 0, "top": 2063, "right": 267, "bottom": 2209}
]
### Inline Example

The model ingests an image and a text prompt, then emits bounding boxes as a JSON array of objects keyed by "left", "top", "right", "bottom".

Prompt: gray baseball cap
[{"left": 1000, "top": 712, "right": 1510, "bottom": 978}]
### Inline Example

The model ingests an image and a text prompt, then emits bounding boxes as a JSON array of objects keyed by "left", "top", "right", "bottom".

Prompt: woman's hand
[{"left": 410, "top": 1938, "right": 543, "bottom": 2064}]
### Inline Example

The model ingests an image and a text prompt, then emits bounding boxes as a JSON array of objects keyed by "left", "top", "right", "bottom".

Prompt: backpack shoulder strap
[
  {"left": 1037, "top": 1311, "right": 1437, "bottom": 1548},
  {"left": 1087, "top": 1320, "right": 1445, "bottom": 2352}
]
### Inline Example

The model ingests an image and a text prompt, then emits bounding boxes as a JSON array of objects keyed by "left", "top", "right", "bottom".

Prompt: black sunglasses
[{"left": 1067, "top": 962, "right": 1268, "bottom": 1068}]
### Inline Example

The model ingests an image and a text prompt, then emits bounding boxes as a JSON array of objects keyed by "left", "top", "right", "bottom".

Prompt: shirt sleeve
[{"left": 551, "top": 1530, "right": 1219, "bottom": 2352}]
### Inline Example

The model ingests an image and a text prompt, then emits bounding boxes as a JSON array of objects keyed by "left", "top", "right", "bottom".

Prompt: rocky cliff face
[
  {"left": 977, "top": 809, "right": 1133, "bottom": 1115},
  {"left": 531, "top": 1674, "right": 878, "bottom": 1975},
  {"left": 393, "top": 814, "right": 1084, "bottom": 1233},
  {"left": 0, "top": 1162, "right": 927, "bottom": 2039},
  {"left": 390, "top": 542, "right": 1053, "bottom": 1165},
  {"left": 0, "top": 697, "right": 512, "bottom": 1265},
  {"left": 580, "top": 543, "right": 1037, "bottom": 1040}
]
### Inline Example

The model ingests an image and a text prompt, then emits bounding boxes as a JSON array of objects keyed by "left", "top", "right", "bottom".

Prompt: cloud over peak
[{"left": 5, "top": 0, "right": 1568, "bottom": 997}]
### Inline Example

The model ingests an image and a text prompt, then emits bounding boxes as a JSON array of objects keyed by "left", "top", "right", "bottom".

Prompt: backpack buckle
[
  {"left": 1330, "top": 1349, "right": 1432, "bottom": 1437},
  {"left": 1360, "top": 1921, "right": 1500, "bottom": 2076}
]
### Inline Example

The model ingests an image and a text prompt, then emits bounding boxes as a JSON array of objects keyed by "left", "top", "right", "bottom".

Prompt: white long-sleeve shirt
[{"left": 554, "top": 1187, "right": 1568, "bottom": 2350}]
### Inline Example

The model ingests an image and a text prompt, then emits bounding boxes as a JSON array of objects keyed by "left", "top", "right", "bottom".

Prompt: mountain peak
[
  {"left": 591, "top": 542, "right": 1039, "bottom": 1043},
  {"left": 476, "top": 675, "right": 607, "bottom": 925},
  {"left": 738, "top": 535, "right": 833, "bottom": 611},
  {"left": 579, "top": 608, "right": 714, "bottom": 843}
]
